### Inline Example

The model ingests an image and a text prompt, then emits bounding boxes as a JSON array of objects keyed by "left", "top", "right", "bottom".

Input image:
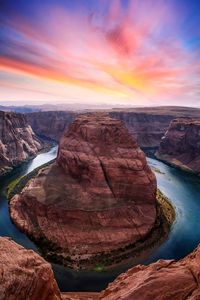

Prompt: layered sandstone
[
  {"left": 0, "top": 111, "right": 44, "bottom": 175},
  {"left": 10, "top": 114, "right": 157, "bottom": 269},
  {"left": 156, "top": 118, "right": 200, "bottom": 175},
  {"left": 0, "top": 237, "right": 61, "bottom": 300},
  {"left": 99, "top": 245, "right": 200, "bottom": 300},
  {"left": 25, "top": 106, "right": 200, "bottom": 149},
  {"left": 26, "top": 111, "right": 76, "bottom": 141}
]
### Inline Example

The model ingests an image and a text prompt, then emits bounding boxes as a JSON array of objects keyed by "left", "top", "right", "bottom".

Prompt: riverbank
[
  {"left": 155, "top": 152, "right": 200, "bottom": 177},
  {"left": 8, "top": 159, "right": 176, "bottom": 271}
]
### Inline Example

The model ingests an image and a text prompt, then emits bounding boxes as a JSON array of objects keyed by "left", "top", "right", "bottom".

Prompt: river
[{"left": 0, "top": 147, "right": 200, "bottom": 292}]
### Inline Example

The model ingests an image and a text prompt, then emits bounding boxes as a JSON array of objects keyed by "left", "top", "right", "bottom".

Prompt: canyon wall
[
  {"left": 26, "top": 111, "right": 76, "bottom": 141},
  {"left": 10, "top": 114, "right": 157, "bottom": 269},
  {"left": 0, "top": 111, "right": 44, "bottom": 175},
  {"left": 25, "top": 107, "right": 200, "bottom": 149},
  {"left": 156, "top": 118, "right": 200, "bottom": 175}
]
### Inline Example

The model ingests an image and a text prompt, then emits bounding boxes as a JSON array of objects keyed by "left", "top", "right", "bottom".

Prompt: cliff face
[
  {"left": 109, "top": 111, "right": 174, "bottom": 148},
  {"left": 0, "top": 237, "right": 61, "bottom": 300},
  {"left": 25, "top": 107, "right": 200, "bottom": 149},
  {"left": 99, "top": 245, "right": 200, "bottom": 300},
  {"left": 0, "top": 111, "right": 43, "bottom": 175},
  {"left": 10, "top": 114, "right": 157, "bottom": 269},
  {"left": 26, "top": 111, "right": 76, "bottom": 141},
  {"left": 156, "top": 118, "right": 200, "bottom": 175}
]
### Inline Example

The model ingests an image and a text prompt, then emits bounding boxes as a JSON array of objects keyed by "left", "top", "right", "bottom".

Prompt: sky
[{"left": 0, "top": 0, "right": 200, "bottom": 107}]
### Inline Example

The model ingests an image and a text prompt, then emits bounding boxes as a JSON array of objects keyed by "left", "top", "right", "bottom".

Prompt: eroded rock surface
[
  {"left": 10, "top": 114, "right": 157, "bottom": 268},
  {"left": 156, "top": 118, "right": 200, "bottom": 175},
  {"left": 0, "top": 111, "right": 43, "bottom": 175},
  {"left": 99, "top": 245, "right": 200, "bottom": 300},
  {"left": 0, "top": 237, "right": 61, "bottom": 300}
]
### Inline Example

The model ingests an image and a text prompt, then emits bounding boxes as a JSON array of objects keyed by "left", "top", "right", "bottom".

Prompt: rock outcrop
[
  {"left": 0, "top": 111, "right": 44, "bottom": 175},
  {"left": 99, "top": 245, "right": 200, "bottom": 300},
  {"left": 156, "top": 118, "right": 200, "bottom": 175},
  {"left": 0, "top": 237, "right": 61, "bottom": 300},
  {"left": 109, "top": 106, "right": 200, "bottom": 149},
  {"left": 10, "top": 114, "right": 157, "bottom": 269},
  {"left": 26, "top": 111, "right": 76, "bottom": 141}
]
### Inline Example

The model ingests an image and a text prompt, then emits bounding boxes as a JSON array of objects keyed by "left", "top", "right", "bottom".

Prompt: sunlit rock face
[
  {"left": 0, "top": 237, "right": 61, "bottom": 300},
  {"left": 0, "top": 111, "right": 43, "bottom": 175},
  {"left": 99, "top": 245, "right": 200, "bottom": 300},
  {"left": 10, "top": 114, "right": 157, "bottom": 268},
  {"left": 156, "top": 118, "right": 200, "bottom": 175}
]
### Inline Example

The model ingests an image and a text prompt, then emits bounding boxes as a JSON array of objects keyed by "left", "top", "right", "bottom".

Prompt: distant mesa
[{"left": 10, "top": 113, "right": 170, "bottom": 269}]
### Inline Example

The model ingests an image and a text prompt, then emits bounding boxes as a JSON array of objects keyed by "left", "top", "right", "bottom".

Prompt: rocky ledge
[
  {"left": 9, "top": 113, "right": 165, "bottom": 269},
  {"left": 0, "top": 237, "right": 61, "bottom": 300},
  {"left": 99, "top": 245, "right": 200, "bottom": 300},
  {"left": 156, "top": 118, "right": 200, "bottom": 176},
  {"left": 0, "top": 111, "right": 44, "bottom": 176},
  {"left": 1, "top": 237, "right": 200, "bottom": 300}
]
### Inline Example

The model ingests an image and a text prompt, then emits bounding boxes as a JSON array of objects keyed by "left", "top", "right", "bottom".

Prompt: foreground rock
[
  {"left": 156, "top": 118, "right": 200, "bottom": 175},
  {"left": 0, "top": 237, "right": 61, "bottom": 300},
  {"left": 99, "top": 245, "right": 200, "bottom": 300},
  {"left": 0, "top": 111, "right": 43, "bottom": 175},
  {"left": 10, "top": 114, "right": 158, "bottom": 269}
]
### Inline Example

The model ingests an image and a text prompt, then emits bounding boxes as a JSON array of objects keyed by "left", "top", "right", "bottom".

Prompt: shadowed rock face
[
  {"left": 26, "top": 111, "right": 76, "bottom": 141},
  {"left": 99, "top": 245, "right": 200, "bottom": 300},
  {"left": 156, "top": 118, "right": 200, "bottom": 175},
  {"left": 0, "top": 111, "right": 43, "bottom": 175},
  {"left": 10, "top": 114, "right": 157, "bottom": 268},
  {"left": 0, "top": 237, "right": 61, "bottom": 300}
]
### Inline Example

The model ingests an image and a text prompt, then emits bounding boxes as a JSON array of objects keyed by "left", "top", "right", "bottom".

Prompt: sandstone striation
[
  {"left": 99, "top": 245, "right": 200, "bottom": 300},
  {"left": 0, "top": 237, "right": 61, "bottom": 300},
  {"left": 10, "top": 114, "right": 158, "bottom": 269},
  {"left": 156, "top": 118, "right": 200, "bottom": 175},
  {"left": 0, "top": 111, "right": 44, "bottom": 175}
]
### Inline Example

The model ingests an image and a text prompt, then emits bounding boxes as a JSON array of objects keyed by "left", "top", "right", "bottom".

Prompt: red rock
[
  {"left": 156, "top": 118, "right": 200, "bottom": 175},
  {"left": 99, "top": 245, "right": 200, "bottom": 300},
  {"left": 0, "top": 237, "right": 61, "bottom": 300},
  {"left": 10, "top": 114, "right": 157, "bottom": 268},
  {"left": 26, "top": 111, "right": 76, "bottom": 141},
  {"left": 0, "top": 111, "right": 43, "bottom": 175}
]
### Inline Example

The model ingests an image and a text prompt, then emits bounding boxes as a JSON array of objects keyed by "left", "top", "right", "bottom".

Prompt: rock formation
[
  {"left": 0, "top": 111, "right": 44, "bottom": 175},
  {"left": 0, "top": 237, "right": 61, "bottom": 300},
  {"left": 109, "top": 106, "right": 200, "bottom": 149},
  {"left": 156, "top": 118, "right": 200, "bottom": 175},
  {"left": 10, "top": 114, "right": 157, "bottom": 269},
  {"left": 25, "top": 106, "right": 200, "bottom": 149},
  {"left": 26, "top": 111, "right": 76, "bottom": 141},
  {"left": 99, "top": 245, "right": 200, "bottom": 300}
]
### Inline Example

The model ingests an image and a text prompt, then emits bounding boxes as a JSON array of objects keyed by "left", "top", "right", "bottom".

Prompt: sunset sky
[{"left": 0, "top": 0, "right": 200, "bottom": 106}]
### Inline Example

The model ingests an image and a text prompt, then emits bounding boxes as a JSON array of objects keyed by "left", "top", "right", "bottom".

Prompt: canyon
[
  {"left": 156, "top": 118, "right": 200, "bottom": 175},
  {"left": 25, "top": 106, "right": 200, "bottom": 149},
  {"left": 0, "top": 111, "right": 44, "bottom": 176},
  {"left": 10, "top": 113, "right": 160, "bottom": 269}
]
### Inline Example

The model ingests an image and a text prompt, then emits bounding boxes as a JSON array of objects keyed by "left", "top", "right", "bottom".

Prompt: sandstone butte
[
  {"left": 0, "top": 111, "right": 43, "bottom": 176},
  {"left": 10, "top": 114, "right": 158, "bottom": 269},
  {"left": 1, "top": 237, "right": 200, "bottom": 300},
  {"left": 156, "top": 118, "right": 200, "bottom": 175}
]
